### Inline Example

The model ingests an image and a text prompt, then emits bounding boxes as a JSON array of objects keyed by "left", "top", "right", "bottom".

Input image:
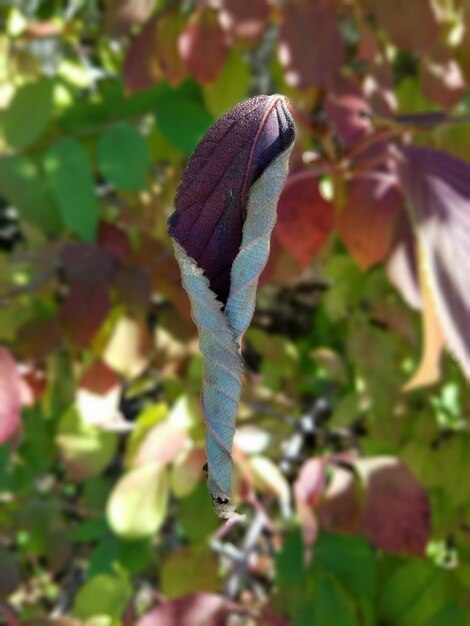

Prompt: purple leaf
[
  {"left": 397, "top": 145, "right": 470, "bottom": 376},
  {"left": 168, "top": 95, "right": 295, "bottom": 304},
  {"left": 386, "top": 210, "right": 422, "bottom": 311}
]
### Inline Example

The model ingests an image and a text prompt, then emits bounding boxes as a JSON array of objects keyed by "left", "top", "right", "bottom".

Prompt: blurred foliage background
[{"left": 0, "top": 0, "right": 470, "bottom": 625}]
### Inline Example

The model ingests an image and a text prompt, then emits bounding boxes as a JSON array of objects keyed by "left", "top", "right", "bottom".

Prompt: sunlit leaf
[
  {"left": 123, "top": 9, "right": 187, "bottom": 92},
  {"left": 56, "top": 407, "right": 117, "bottom": 481},
  {"left": 420, "top": 46, "right": 465, "bottom": 110},
  {"left": 403, "top": 245, "right": 445, "bottom": 391},
  {"left": 106, "top": 461, "right": 168, "bottom": 538},
  {"left": 375, "top": 0, "right": 439, "bottom": 53},
  {"left": 134, "top": 419, "right": 187, "bottom": 465},
  {"left": 178, "top": 8, "right": 228, "bottom": 85},
  {"left": 102, "top": 315, "right": 152, "bottom": 379},
  {"left": 105, "top": 0, "right": 155, "bottom": 37},
  {"left": 76, "top": 360, "right": 128, "bottom": 431},
  {"left": 249, "top": 455, "right": 291, "bottom": 516},
  {"left": 316, "top": 465, "right": 362, "bottom": 535},
  {"left": 218, "top": 0, "right": 270, "bottom": 43},
  {"left": 72, "top": 572, "right": 132, "bottom": 620}
]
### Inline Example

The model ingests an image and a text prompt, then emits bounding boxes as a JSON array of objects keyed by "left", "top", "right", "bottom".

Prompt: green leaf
[
  {"left": 0, "top": 155, "right": 62, "bottom": 234},
  {"left": 2, "top": 79, "right": 54, "bottom": 150},
  {"left": 87, "top": 536, "right": 118, "bottom": 579},
  {"left": 72, "top": 572, "right": 132, "bottom": 620},
  {"left": 155, "top": 81, "right": 213, "bottom": 154},
  {"left": 177, "top": 481, "right": 219, "bottom": 543},
  {"left": 310, "top": 573, "right": 359, "bottom": 626},
  {"left": 315, "top": 533, "right": 376, "bottom": 600},
  {"left": 72, "top": 517, "right": 109, "bottom": 543},
  {"left": 275, "top": 529, "right": 306, "bottom": 588},
  {"left": 379, "top": 561, "right": 448, "bottom": 626},
  {"left": 43, "top": 137, "right": 99, "bottom": 241},
  {"left": 204, "top": 52, "right": 251, "bottom": 117},
  {"left": 425, "top": 604, "right": 467, "bottom": 626},
  {"left": 106, "top": 462, "right": 168, "bottom": 538},
  {"left": 97, "top": 123, "right": 149, "bottom": 191}
]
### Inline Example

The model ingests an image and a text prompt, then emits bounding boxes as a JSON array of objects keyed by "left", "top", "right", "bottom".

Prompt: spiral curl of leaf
[{"left": 172, "top": 145, "right": 294, "bottom": 516}]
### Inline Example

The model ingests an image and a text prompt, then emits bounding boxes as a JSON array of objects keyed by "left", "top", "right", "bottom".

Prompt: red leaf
[
  {"left": 375, "top": 0, "right": 439, "bottom": 53},
  {"left": 420, "top": 46, "right": 465, "bottom": 110},
  {"left": 59, "top": 283, "right": 110, "bottom": 348},
  {"left": 316, "top": 464, "right": 362, "bottom": 535},
  {"left": 76, "top": 359, "right": 126, "bottom": 429},
  {"left": 98, "top": 221, "right": 132, "bottom": 260},
  {"left": 178, "top": 8, "right": 228, "bottom": 85},
  {"left": 60, "top": 242, "right": 117, "bottom": 284},
  {"left": 324, "top": 75, "right": 371, "bottom": 146},
  {"left": 218, "top": 0, "right": 270, "bottom": 43},
  {"left": 278, "top": 0, "right": 344, "bottom": 88},
  {"left": 123, "top": 9, "right": 187, "bottom": 92},
  {"left": 79, "top": 359, "right": 120, "bottom": 395},
  {"left": 137, "top": 594, "right": 233, "bottom": 626},
  {"left": 397, "top": 145, "right": 470, "bottom": 378},
  {"left": 275, "top": 171, "right": 334, "bottom": 267},
  {"left": 336, "top": 173, "right": 404, "bottom": 269},
  {"left": 354, "top": 457, "right": 430, "bottom": 556},
  {"left": 105, "top": 0, "right": 156, "bottom": 38},
  {"left": 0, "top": 347, "right": 23, "bottom": 444}
]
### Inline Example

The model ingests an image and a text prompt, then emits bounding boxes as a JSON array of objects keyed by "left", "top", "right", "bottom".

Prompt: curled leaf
[
  {"left": 169, "top": 95, "right": 295, "bottom": 305},
  {"left": 397, "top": 145, "right": 470, "bottom": 379},
  {"left": 168, "top": 95, "right": 295, "bottom": 515}
]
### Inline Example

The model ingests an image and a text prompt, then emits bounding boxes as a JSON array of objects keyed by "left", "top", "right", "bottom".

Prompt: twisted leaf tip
[{"left": 168, "top": 95, "right": 296, "bottom": 517}]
